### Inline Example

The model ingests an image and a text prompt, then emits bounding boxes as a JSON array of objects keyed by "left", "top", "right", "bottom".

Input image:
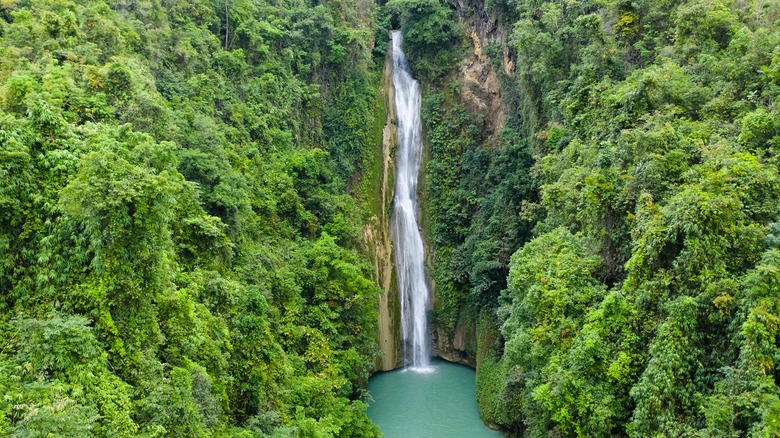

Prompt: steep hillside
[
  {"left": 0, "top": 0, "right": 385, "bottom": 435},
  {"left": 4, "top": 0, "right": 780, "bottom": 435},
  {"left": 393, "top": 0, "right": 780, "bottom": 435}
]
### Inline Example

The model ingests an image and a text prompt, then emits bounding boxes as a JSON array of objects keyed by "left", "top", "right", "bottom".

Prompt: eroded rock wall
[
  {"left": 430, "top": 0, "right": 514, "bottom": 366},
  {"left": 368, "top": 40, "right": 402, "bottom": 371}
]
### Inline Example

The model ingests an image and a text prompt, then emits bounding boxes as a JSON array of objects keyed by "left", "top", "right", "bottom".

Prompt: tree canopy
[
  {"left": 0, "top": 0, "right": 382, "bottom": 435},
  {"left": 397, "top": 0, "right": 780, "bottom": 435}
]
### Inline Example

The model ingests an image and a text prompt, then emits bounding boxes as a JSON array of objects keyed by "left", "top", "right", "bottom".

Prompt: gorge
[
  {"left": 365, "top": 30, "right": 497, "bottom": 436},
  {"left": 2, "top": 0, "right": 780, "bottom": 436}
]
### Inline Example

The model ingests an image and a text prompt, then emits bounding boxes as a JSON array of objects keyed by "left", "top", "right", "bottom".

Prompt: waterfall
[{"left": 390, "top": 30, "right": 432, "bottom": 372}]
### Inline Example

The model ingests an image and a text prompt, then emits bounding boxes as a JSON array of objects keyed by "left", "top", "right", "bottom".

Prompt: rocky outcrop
[
  {"left": 454, "top": 0, "right": 514, "bottom": 143},
  {"left": 431, "top": 0, "right": 513, "bottom": 365},
  {"left": 367, "top": 39, "right": 402, "bottom": 371},
  {"left": 369, "top": 3, "right": 514, "bottom": 370},
  {"left": 432, "top": 316, "right": 477, "bottom": 367}
]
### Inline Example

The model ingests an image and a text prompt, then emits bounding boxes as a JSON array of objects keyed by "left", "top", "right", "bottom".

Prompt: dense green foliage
[
  {"left": 0, "top": 0, "right": 383, "bottom": 435},
  {"left": 398, "top": 0, "right": 780, "bottom": 435},
  {"left": 5, "top": 0, "right": 780, "bottom": 435},
  {"left": 422, "top": 94, "right": 536, "bottom": 326},
  {"left": 386, "top": 0, "right": 464, "bottom": 82}
]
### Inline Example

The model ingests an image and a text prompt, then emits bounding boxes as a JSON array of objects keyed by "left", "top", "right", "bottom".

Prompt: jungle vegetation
[
  {"left": 0, "top": 0, "right": 383, "bottom": 436},
  {"left": 393, "top": 0, "right": 780, "bottom": 435},
  {"left": 4, "top": 0, "right": 780, "bottom": 436}
]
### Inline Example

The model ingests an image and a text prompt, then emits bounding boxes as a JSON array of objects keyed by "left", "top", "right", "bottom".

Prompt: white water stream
[{"left": 390, "top": 31, "right": 432, "bottom": 372}]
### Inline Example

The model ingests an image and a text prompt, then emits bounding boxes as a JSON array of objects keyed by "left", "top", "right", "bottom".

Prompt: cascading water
[{"left": 390, "top": 30, "right": 432, "bottom": 372}]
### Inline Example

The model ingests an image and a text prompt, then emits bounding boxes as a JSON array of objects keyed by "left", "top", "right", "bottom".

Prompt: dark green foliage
[
  {"left": 497, "top": 228, "right": 609, "bottom": 435},
  {"left": 386, "top": 0, "right": 465, "bottom": 82},
  {"left": 423, "top": 94, "right": 536, "bottom": 328},
  {"left": 413, "top": 0, "right": 780, "bottom": 435},
  {"left": 1, "top": 313, "right": 135, "bottom": 437},
  {"left": 0, "top": 0, "right": 382, "bottom": 435},
  {"left": 5, "top": 0, "right": 780, "bottom": 435}
]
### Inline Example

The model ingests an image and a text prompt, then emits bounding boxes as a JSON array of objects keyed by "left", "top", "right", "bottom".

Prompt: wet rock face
[
  {"left": 370, "top": 38, "right": 402, "bottom": 372},
  {"left": 433, "top": 322, "right": 477, "bottom": 367},
  {"left": 371, "top": 2, "right": 514, "bottom": 371}
]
